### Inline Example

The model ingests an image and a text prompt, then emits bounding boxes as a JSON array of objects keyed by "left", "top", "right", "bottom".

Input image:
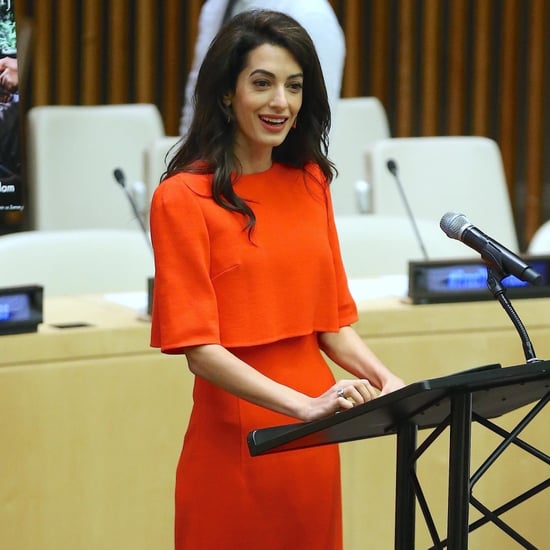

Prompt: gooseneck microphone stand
[
  {"left": 485, "top": 265, "right": 539, "bottom": 363},
  {"left": 429, "top": 258, "right": 547, "bottom": 550}
]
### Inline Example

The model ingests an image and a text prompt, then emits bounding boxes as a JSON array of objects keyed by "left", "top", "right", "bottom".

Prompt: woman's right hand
[{"left": 301, "top": 378, "right": 378, "bottom": 422}]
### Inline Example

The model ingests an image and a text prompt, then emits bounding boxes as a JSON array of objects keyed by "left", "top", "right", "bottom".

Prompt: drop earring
[
  {"left": 292, "top": 118, "right": 297, "bottom": 129},
  {"left": 223, "top": 98, "right": 232, "bottom": 124}
]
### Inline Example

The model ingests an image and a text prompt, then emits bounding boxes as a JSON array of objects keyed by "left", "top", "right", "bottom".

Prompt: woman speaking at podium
[{"left": 149, "top": 10, "right": 404, "bottom": 549}]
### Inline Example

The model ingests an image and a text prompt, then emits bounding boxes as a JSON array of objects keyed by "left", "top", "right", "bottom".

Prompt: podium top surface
[{"left": 248, "top": 360, "right": 550, "bottom": 456}]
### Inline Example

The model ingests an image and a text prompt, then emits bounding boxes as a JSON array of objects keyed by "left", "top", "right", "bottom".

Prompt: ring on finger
[{"left": 337, "top": 388, "right": 345, "bottom": 398}]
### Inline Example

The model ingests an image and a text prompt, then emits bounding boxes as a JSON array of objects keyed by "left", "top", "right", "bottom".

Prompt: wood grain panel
[
  {"left": 56, "top": 0, "right": 77, "bottom": 104},
  {"left": 108, "top": 0, "right": 130, "bottom": 103},
  {"left": 341, "top": 0, "right": 362, "bottom": 96},
  {"left": 498, "top": 0, "right": 520, "bottom": 199},
  {"left": 81, "top": 1, "right": 102, "bottom": 104},
  {"left": 135, "top": 0, "right": 156, "bottom": 102},
  {"left": 524, "top": 0, "right": 546, "bottom": 241},
  {"left": 368, "top": 0, "right": 390, "bottom": 107},
  {"left": 447, "top": 0, "right": 467, "bottom": 135},
  {"left": 30, "top": 0, "right": 53, "bottom": 105},
  {"left": 421, "top": 0, "right": 440, "bottom": 135},
  {"left": 396, "top": 0, "right": 415, "bottom": 136},
  {"left": 161, "top": 0, "right": 185, "bottom": 131},
  {"left": 471, "top": 0, "right": 492, "bottom": 136}
]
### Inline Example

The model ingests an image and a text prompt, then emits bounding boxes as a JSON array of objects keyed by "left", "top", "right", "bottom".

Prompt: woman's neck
[{"left": 234, "top": 143, "right": 273, "bottom": 174}]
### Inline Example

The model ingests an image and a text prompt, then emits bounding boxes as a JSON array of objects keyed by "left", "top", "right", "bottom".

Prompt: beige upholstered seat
[
  {"left": 335, "top": 214, "right": 475, "bottom": 278},
  {"left": 528, "top": 221, "right": 550, "bottom": 254},
  {"left": 144, "top": 135, "right": 180, "bottom": 203},
  {"left": 27, "top": 103, "right": 165, "bottom": 231},
  {"left": 0, "top": 229, "right": 153, "bottom": 296},
  {"left": 329, "top": 97, "right": 390, "bottom": 215},
  {"left": 364, "top": 136, "right": 519, "bottom": 253}
]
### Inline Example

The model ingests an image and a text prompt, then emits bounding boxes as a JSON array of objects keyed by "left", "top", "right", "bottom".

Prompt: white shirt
[{"left": 179, "top": 0, "right": 346, "bottom": 136}]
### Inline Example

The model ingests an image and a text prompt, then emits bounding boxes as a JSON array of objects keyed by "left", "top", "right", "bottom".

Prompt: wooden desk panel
[{"left": 0, "top": 296, "right": 191, "bottom": 550}]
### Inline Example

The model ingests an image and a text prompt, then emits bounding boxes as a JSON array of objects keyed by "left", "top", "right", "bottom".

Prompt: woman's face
[{"left": 227, "top": 43, "right": 303, "bottom": 168}]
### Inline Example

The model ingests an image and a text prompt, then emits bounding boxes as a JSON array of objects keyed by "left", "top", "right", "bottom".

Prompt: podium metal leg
[
  {"left": 447, "top": 392, "right": 472, "bottom": 550},
  {"left": 395, "top": 421, "right": 417, "bottom": 550}
]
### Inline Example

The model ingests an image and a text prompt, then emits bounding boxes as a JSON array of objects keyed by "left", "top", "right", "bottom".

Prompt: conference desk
[{"left": 1, "top": 291, "right": 549, "bottom": 549}]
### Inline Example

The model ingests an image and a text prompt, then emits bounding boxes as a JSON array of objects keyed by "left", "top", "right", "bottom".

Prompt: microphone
[
  {"left": 440, "top": 212, "right": 542, "bottom": 285},
  {"left": 386, "top": 159, "right": 429, "bottom": 260},
  {"left": 113, "top": 168, "right": 152, "bottom": 251}
]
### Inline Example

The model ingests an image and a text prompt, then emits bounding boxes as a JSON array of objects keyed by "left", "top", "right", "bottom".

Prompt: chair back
[
  {"left": 0, "top": 229, "right": 153, "bottom": 296},
  {"left": 364, "top": 136, "right": 519, "bottom": 252},
  {"left": 144, "top": 135, "right": 180, "bottom": 201},
  {"left": 330, "top": 97, "right": 390, "bottom": 215},
  {"left": 27, "top": 104, "right": 164, "bottom": 231},
  {"left": 528, "top": 221, "right": 550, "bottom": 254},
  {"left": 335, "top": 214, "right": 476, "bottom": 278}
]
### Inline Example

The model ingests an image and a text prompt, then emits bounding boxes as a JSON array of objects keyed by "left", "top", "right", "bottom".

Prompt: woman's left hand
[{"left": 378, "top": 373, "right": 406, "bottom": 396}]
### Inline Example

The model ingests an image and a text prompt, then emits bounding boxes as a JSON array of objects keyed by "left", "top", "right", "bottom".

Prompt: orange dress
[{"left": 150, "top": 162, "right": 358, "bottom": 550}]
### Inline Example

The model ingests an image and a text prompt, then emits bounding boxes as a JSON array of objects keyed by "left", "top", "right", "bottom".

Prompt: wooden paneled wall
[{"left": 15, "top": 0, "right": 549, "bottom": 248}]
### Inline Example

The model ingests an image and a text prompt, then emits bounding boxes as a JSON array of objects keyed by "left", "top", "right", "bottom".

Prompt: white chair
[
  {"left": 329, "top": 97, "right": 390, "bottom": 215},
  {"left": 335, "top": 214, "right": 476, "bottom": 278},
  {"left": 144, "top": 135, "right": 180, "bottom": 203},
  {"left": 363, "top": 136, "right": 519, "bottom": 253},
  {"left": 527, "top": 221, "right": 550, "bottom": 254},
  {"left": 26, "top": 104, "right": 165, "bottom": 231},
  {"left": 0, "top": 229, "right": 154, "bottom": 296}
]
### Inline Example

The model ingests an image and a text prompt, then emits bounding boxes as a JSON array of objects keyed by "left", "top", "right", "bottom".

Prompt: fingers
[{"left": 335, "top": 379, "right": 376, "bottom": 407}]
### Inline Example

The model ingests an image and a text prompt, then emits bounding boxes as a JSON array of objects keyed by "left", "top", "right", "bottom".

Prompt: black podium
[{"left": 247, "top": 360, "right": 550, "bottom": 549}]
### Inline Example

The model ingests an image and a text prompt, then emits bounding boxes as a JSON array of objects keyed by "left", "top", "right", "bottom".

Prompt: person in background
[
  {"left": 0, "top": 56, "right": 19, "bottom": 178},
  {"left": 0, "top": 56, "right": 18, "bottom": 94},
  {"left": 151, "top": 10, "right": 404, "bottom": 549},
  {"left": 179, "top": 0, "right": 346, "bottom": 136}
]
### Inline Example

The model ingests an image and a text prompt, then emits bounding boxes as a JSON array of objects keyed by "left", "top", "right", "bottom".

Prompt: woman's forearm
[
  {"left": 318, "top": 326, "right": 405, "bottom": 393},
  {"left": 184, "top": 343, "right": 309, "bottom": 419}
]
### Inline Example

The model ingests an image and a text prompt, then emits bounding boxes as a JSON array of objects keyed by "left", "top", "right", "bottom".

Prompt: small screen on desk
[
  {"left": 424, "top": 260, "right": 550, "bottom": 293},
  {"left": 409, "top": 256, "right": 550, "bottom": 303},
  {"left": 0, "top": 293, "right": 31, "bottom": 322}
]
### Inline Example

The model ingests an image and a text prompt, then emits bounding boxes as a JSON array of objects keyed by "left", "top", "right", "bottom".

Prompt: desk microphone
[
  {"left": 113, "top": 168, "right": 152, "bottom": 251},
  {"left": 386, "top": 159, "right": 429, "bottom": 260},
  {"left": 440, "top": 212, "right": 542, "bottom": 285}
]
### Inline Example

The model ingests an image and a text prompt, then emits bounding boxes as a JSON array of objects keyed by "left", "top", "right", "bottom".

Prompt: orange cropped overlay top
[{"left": 149, "top": 162, "right": 358, "bottom": 353}]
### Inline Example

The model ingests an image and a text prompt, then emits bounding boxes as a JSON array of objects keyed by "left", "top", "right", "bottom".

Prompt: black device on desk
[
  {"left": 0, "top": 285, "right": 43, "bottom": 335},
  {"left": 408, "top": 255, "right": 550, "bottom": 304}
]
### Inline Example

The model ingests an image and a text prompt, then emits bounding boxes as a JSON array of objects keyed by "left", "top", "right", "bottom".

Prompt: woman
[{"left": 150, "top": 10, "right": 404, "bottom": 549}]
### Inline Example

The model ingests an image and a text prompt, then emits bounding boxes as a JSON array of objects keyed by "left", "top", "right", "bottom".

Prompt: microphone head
[
  {"left": 440, "top": 212, "right": 470, "bottom": 239},
  {"left": 386, "top": 159, "right": 398, "bottom": 176},
  {"left": 113, "top": 168, "right": 126, "bottom": 188}
]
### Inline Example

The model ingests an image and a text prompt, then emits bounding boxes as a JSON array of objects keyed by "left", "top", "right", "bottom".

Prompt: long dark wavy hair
[{"left": 165, "top": 9, "right": 334, "bottom": 230}]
